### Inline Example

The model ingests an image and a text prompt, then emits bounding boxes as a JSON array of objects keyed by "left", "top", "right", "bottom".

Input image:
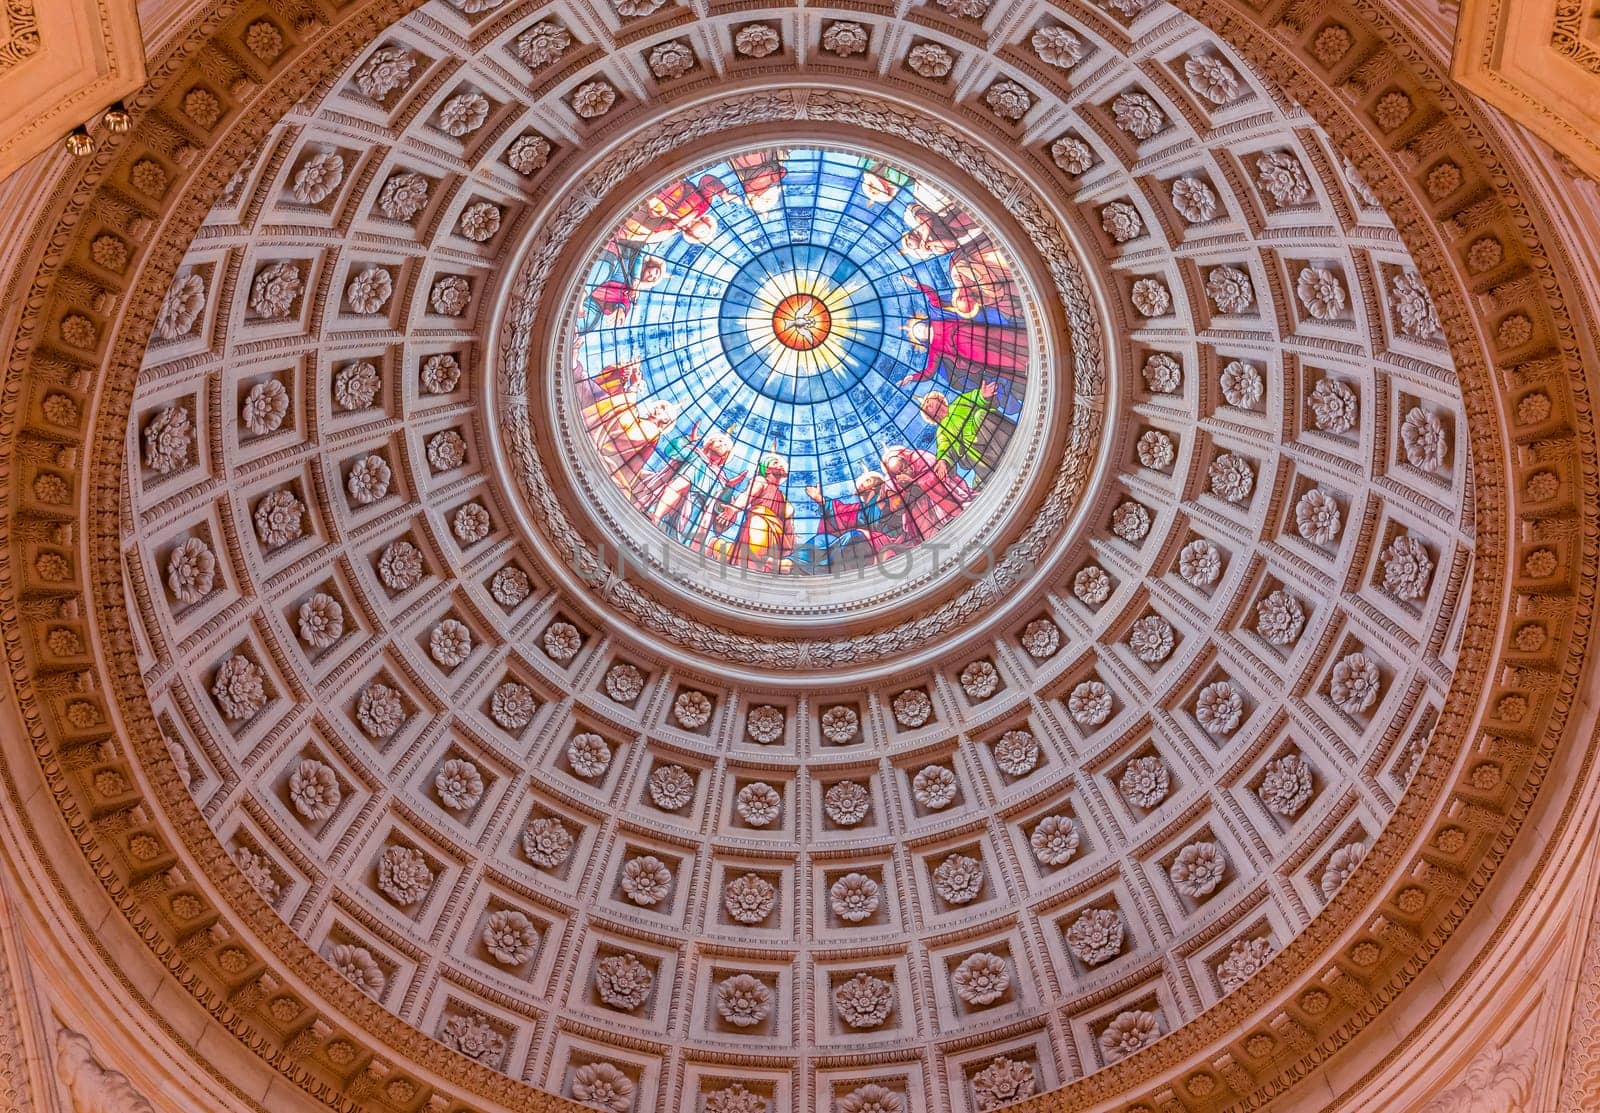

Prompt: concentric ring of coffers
[{"left": 81, "top": 1, "right": 1495, "bottom": 1111}]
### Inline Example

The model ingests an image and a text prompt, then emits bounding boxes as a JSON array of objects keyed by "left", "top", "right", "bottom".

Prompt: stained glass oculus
[{"left": 570, "top": 146, "right": 1033, "bottom": 575}]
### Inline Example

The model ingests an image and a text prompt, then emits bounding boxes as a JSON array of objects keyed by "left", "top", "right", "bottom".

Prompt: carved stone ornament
[
  {"left": 834, "top": 971, "right": 893, "bottom": 1029},
  {"left": 1066, "top": 907, "right": 1124, "bottom": 965},
  {"left": 1185, "top": 55, "right": 1241, "bottom": 104},
  {"left": 1112, "top": 91, "right": 1166, "bottom": 139},
  {"left": 240, "top": 379, "right": 288, "bottom": 434},
  {"left": 1195, "top": 680, "right": 1243, "bottom": 733},
  {"left": 820, "top": 704, "right": 859, "bottom": 743},
  {"left": 1205, "top": 264, "right": 1255, "bottom": 312},
  {"left": 932, "top": 852, "right": 985, "bottom": 904},
  {"left": 595, "top": 953, "right": 653, "bottom": 1010},
  {"left": 824, "top": 780, "right": 870, "bottom": 826},
  {"left": 1297, "top": 266, "right": 1347, "bottom": 319},
  {"left": 355, "top": 47, "right": 414, "bottom": 100},
  {"left": 377, "top": 845, "right": 432, "bottom": 906},
  {"left": 1074, "top": 565, "right": 1111, "bottom": 604},
  {"left": 1051, "top": 135, "right": 1095, "bottom": 174},
  {"left": 1033, "top": 26, "right": 1084, "bottom": 69},
  {"left": 434, "top": 758, "right": 483, "bottom": 810},
  {"left": 1099, "top": 1009, "right": 1160, "bottom": 1062},
  {"left": 1220, "top": 360, "right": 1263, "bottom": 408},
  {"left": 514, "top": 22, "right": 571, "bottom": 69},
  {"left": 907, "top": 43, "right": 954, "bottom": 79},
  {"left": 522, "top": 816, "right": 573, "bottom": 868},
  {"left": 892, "top": 688, "right": 933, "bottom": 727},
  {"left": 912, "top": 764, "right": 958, "bottom": 809},
  {"left": 822, "top": 22, "right": 869, "bottom": 58},
  {"left": 1256, "top": 588, "right": 1306, "bottom": 646},
  {"left": 972, "top": 1055, "right": 1037, "bottom": 1110},
  {"left": 647, "top": 763, "right": 693, "bottom": 810},
  {"left": 1067, "top": 680, "right": 1113, "bottom": 725},
  {"left": 1170, "top": 840, "right": 1227, "bottom": 897},
  {"left": 288, "top": 758, "right": 340, "bottom": 820},
  {"left": 1030, "top": 815, "right": 1081, "bottom": 866},
  {"left": 571, "top": 1061, "right": 634, "bottom": 1111},
  {"left": 1178, "top": 538, "right": 1222, "bottom": 586},
  {"left": 840, "top": 1085, "right": 902, "bottom": 1113},
  {"left": 952, "top": 951, "right": 1010, "bottom": 1005},
  {"left": 621, "top": 855, "right": 671, "bottom": 905},
  {"left": 1259, "top": 753, "right": 1314, "bottom": 817},
  {"left": 706, "top": 1084, "right": 768, "bottom": 1113},
  {"left": 673, "top": 689, "right": 713, "bottom": 728},
  {"left": 1257, "top": 150, "right": 1311, "bottom": 206},
  {"left": 1417, "top": 1043, "right": 1534, "bottom": 1113},
  {"left": 1120, "top": 757, "right": 1171, "bottom": 809},
  {"left": 830, "top": 871, "right": 880, "bottom": 922},
  {"left": 567, "top": 732, "right": 612, "bottom": 778},
  {"left": 733, "top": 25, "right": 781, "bottom": 60},
  {"left": 735, "top": 781, "right": 781, "bottom": 826},
  {"left": 994, "top": 729, "right": 1039, "bottom": 775},
  {"left": 1171, "top": 176, "right": 1218, "bottom": 222},
  {"left": 1143, "top": 352, "right": 1181, "bottom": 393},
  {"left": 378, "top": 172, "right": 429, "bottom": 221},
  {"left": 482, "top": 908, "right": 538, "bottom": 965},
  {"left": 1020, "top": 618, "right": 1060, "bottom": 658},
  {"left": 154, "top": 274, "right": 206, "bottom": 340},
  {"left": 746, "top": 704, "right": 784, "bottom": 743},
  {"left": 648, "top": 41, "right": 695, "bottom": 80},
  {"left": 714, "top": 973, "right": 772, "bottom": 1026},
  {"left": 438, "top": 91, "right": 490, "bottom": 136},
  {"left": 56, "top": 1029, "right": 157, "bottom": 1113},
  {"left": 724, "top": 872, "right": 776, "bottom": 924},
  {"left": 292, "top": 151, "right": 345, "bottom": 205}
]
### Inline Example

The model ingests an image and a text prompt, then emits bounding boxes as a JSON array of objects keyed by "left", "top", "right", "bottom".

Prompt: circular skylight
[{"left": 568, "top": 145, "right": 1033, "bottom": 576}]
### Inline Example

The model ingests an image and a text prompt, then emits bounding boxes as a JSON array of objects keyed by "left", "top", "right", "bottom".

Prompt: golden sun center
[{"left": 771, "top": 292, "right": 833, "bottom": 351}]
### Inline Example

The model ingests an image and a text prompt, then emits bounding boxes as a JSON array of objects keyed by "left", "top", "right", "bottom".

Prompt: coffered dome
[
  {"left": 1, "top": 0, "right": 1595, "bottom": 1111},
  {"left": 119, "top": 1, "right": 1470, "bottom": 1104}
]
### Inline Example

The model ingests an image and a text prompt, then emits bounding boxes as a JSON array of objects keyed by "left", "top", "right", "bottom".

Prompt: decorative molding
[
  {"left": 1418, "top": 1042, "right": 1536, "bottom": 1112},
  {"left": 1453, "top": 0, "right": 1600, "bottom": 178},
  {"left": 55, "top": 1030, "right": 154, "bottom": 1113},
  {"left": 1550, "top": 0, "right": 1600, "bottom": 73},
  {"left": 0, "top": 2, "right": 41, "bottom": 72},
  {"left": 0, "top": 0, "right": 145, "bottom": 180}
]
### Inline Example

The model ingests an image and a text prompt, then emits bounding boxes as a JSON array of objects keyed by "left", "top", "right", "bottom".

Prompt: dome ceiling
[
  {"left": 123, "top": 0, "right": 1470, "bottom": 1106},
  {"left": 0, "top": 0, "right": 1589, "bottom": 1111}
]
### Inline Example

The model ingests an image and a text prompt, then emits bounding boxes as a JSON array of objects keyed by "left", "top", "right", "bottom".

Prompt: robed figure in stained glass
[
  {"left": 898, "top": 284, "right": 1028, "bottom": 398},
  {"left": 881, "top": 445, "right": 972, "bottom": 541},
  {"left": 578, "top": 360, "right": 680, "bottom": 495},
  {"left": 918, "top": 380, "right": 1017, "bottom": 485},
  {"left": 791, "top": 471, "right": 910, "bottom": 571},
  {"left": 712, "top": 453, "right": 797, "bottom": 572},
  {"left": 641, "top": 428, "right": 748, "bottom": 554}
]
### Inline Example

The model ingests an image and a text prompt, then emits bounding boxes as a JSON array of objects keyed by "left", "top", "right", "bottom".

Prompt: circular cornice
[{"left": 494, "top": 93, "right": 1106, "bottom": 667}]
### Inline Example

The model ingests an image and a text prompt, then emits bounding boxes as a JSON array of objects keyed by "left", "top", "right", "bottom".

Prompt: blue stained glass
[{"left": 571, "top": 146, "right": 1032, "bottom": 575}]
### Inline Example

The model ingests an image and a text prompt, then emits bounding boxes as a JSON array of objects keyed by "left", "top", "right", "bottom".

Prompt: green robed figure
[{"left": 918, "top": 380, "right": 1017, "bottom": 484}]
